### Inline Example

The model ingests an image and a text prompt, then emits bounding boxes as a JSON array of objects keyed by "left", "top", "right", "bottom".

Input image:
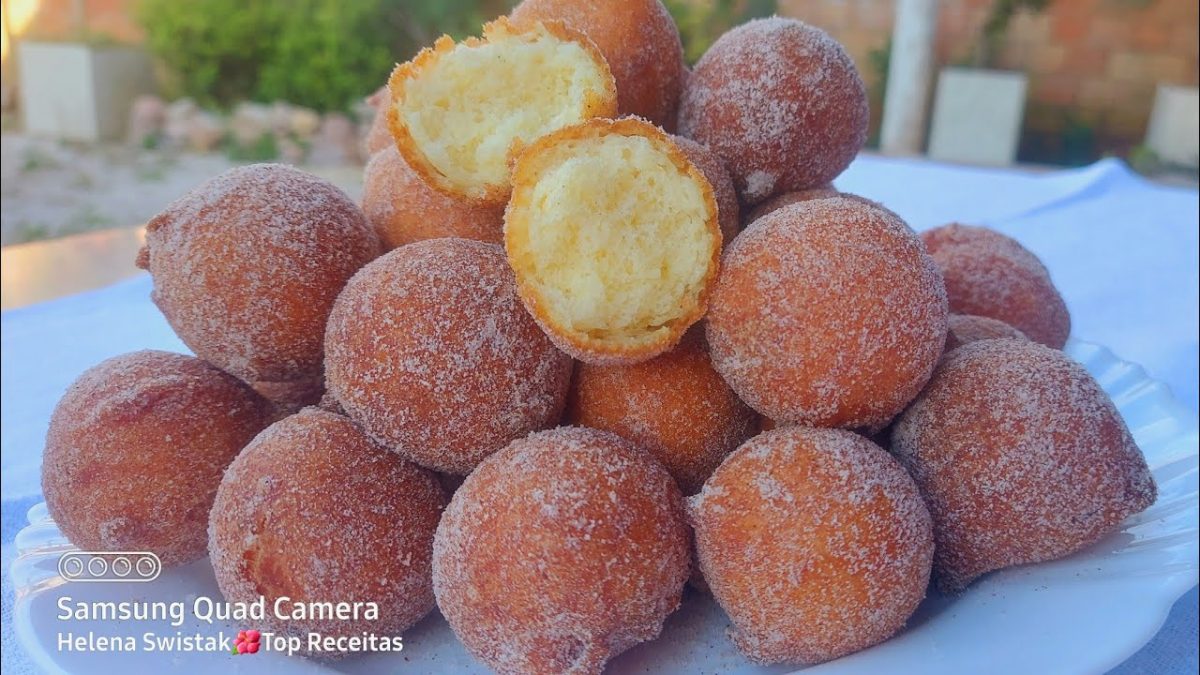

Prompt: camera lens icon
[{"left": 59, "top": 552, "right": 161, "bottom": 582}]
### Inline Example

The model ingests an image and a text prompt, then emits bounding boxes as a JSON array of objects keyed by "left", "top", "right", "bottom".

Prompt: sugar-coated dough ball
[
  {"left": 892, "top": 339, "right": 1157, "bottom": 592},
  {"left": 511, "top": 0, "right": 684, "bottom": 128},
  {"left": 362, "top": 86, "right": 393, "bottom": 157},
  {"left": 505, "top": 117, "right": 721, "bottom": 365},
  {"left": 678, "top": 18, "right": 868, "bottom": 204},
  {"left": 209, "top": 408, "right": 446, "bottom": 652},
  {"left": 566, "top": 329, "right": 757, "bottom": 494},
  {"left": 137, "top": 163, "right": 379, "bottom": 382},
  {"left": 43, "top": 351, "right": 272, "bottom": 566},
  {"left": 706, "top": 197, "right": 947, "bottom": 429},
  {"left": 921, "top": 223, "right": 1070, "bottom": 348},
  {"left": 689, "top": 427, "right": 933, "bottom": 665},
  {"left": 325, "top": 238, "right": 572, "bottom": 474},
  {"left": 944, "top": 313, "right": 1027, "bottom": 352},
  {"left": 361, "top": 145, "right": 504, "bottom": 250},
  {"left": 672, "top": 135, "right": 741, "bottom": 243},
  {"left": 745, "top": 184, "right": 839, "bottom": 225},
  {"left": 433, "top": 427, "right": 690, "bottom": 674}
]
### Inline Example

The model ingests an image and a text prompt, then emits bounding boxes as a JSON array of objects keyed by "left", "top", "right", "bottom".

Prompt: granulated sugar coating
[
  {"left": 209, "top": 408, "right": 447, "bottom": 652},
  {"left": 433, "top": 427, "right": 690, "bottom": 675},
  {"left": 361, "top": 145, "right": 504, "bottom": 250},
  {"left": 324, "top": 238, "right": 572, "bottom": 474},
  {"left": 510, "top": 0, "right": 685, "bottom": 129},
  {"left": 42, "top": 350, "right": 272, "bottom": 567},
  {"left": 921, "top": 223, "right": 1071, "bottom": 348},
  {"left": 706, "top": 196, "right": 948, "bottom": 429},
  {"left": 362, "top": 85, "right": 393, "bottom": 157},
  {"left": 678, "top": 17, "right": 868, "bottom": 204},
  {"left": 137, "top": 163, "right": 379, "bottom": 382},
  {"left": 688, "top": 427, "right": 933, "bottom": 665},
  {"left": 891, "top": 339, "right": 1157, "bottom": 593},
  {"left": 566, "top": 328, "right": 757, "bottom": 494},
  {"left": 944, "top": 313, "right": 1028, "bottom": 352},
  {"left": 745, "top": 184, "right": 839, "bottom": 225},
  {"left": 672, "top": 135, "right": 741, "bottom": 243}
]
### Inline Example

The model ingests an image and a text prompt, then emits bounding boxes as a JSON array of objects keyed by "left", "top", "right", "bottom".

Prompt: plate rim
[{"left": 11, "top": 338, "right": 1200, "bottom": 675}]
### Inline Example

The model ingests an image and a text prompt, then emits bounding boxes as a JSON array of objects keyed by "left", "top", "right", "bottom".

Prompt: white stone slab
[{"left": 928, "top": 67, "right": 1027, "bottom": 166}]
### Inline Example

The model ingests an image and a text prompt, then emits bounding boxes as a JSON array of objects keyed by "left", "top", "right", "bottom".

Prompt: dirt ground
[{"left": 0, "top": 133, "right": 364, "bottom": 247}]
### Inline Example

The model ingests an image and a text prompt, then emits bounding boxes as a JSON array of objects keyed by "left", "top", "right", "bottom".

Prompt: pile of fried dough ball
[{"left": 42, "top": 2, "right": 1156, "bottom": 672}]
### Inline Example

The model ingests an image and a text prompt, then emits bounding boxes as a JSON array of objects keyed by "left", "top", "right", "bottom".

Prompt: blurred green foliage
[
  {"left": 136, "top": 0, "right": 506, "bottom": 112},
  {"left": 665, "top": 0, "right": 777, "bottom": 64}
]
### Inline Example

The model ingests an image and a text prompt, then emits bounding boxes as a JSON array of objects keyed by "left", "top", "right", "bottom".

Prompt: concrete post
[{"left": 880, "top": 0, "right": 939, "bottom": 155}]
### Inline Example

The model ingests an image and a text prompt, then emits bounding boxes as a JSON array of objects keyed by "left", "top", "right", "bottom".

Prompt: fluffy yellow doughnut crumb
[
  {"left": 505, "top": 117, "right": 721, "bottom": 365},
  {"left": 388, "top": 18, "right": 617, "bottom": 204}
]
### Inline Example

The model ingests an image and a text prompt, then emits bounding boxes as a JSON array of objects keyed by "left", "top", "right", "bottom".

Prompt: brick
[
  {"left": 1077, "top": 78, "right": 1117, "bottom": 109},
  {"left": 1051, "top": 13, "right": 1089, "bottom": 43},
  {"left": 1030, "top": 73, "right": 1080, "bottom": 107},
  {"left": 1030, "top": 45, "right": 1068, "bottom": 72},
  {"left": 1060, "top": 46, "right": 1110, "bottom": 78},
  {"left": 1109, "top": 51, "right": 1152, "bottom": 81},
  {"left": 1086, "top": 17, "right": 1129, "bottom": 50},
  {"left": 1131, "top": 20, "right": 1171, "bottom": 51},
  {"left": 1106, "top": 77, "right": 1158, "bottom": 108},
  {"left": 1168, "top": 24, "right": 1200, "bottom": 62},
  {"left": 1149, "top": 54, "right": 1193, "bottom": 84},
  {"left": 1009, "top": 12, "right": 1051, "bottom": 44},
  {"left": 854, "top": 0, "right": 895, "bottom": 32}
]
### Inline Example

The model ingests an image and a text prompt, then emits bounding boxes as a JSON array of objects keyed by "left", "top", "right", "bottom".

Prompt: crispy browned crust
[
  {"left": 509, "top": 0, "right": 686, "bottom": 128},
  {"left": 505, "top": 116, "right": 722, "bottom": 365},
  {"left": 388, "top": 17, "right": 617, "bottom": 207}
]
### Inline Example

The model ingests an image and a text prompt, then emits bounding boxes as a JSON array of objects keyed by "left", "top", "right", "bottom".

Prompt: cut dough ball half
[
  {"left": 505, "top": 117, "right": 721, "bottom": 364},
  {"left": 388, "top": 18, "right": 617, "bottom": 205}
]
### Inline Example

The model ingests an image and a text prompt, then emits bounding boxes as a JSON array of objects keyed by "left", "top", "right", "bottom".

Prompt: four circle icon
[{"left": 59, "top": 552, "right": 161, "bottom": 582}]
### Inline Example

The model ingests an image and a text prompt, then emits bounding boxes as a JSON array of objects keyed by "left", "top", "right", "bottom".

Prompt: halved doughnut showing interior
[
  {"left": 505, "top": 117, "right": 721, "bottom": 365},
  {"left": 388, "top": 18, "right": 617, "bottom": 205}
]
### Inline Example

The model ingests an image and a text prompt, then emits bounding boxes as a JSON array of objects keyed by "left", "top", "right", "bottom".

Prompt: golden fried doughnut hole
[
  {"left": 325, "top": 238, "right": 572, "bottom": 474},
  {"left": 678, "top": 18, "right": 868, "bottom": 203},
  {"left": 505, "top": 117, "right": 721, "bottom": 365},
  {"left": 433, "top": 427, "right": 689, "bottom": 674},
  {"left": 921, "top": 223, "right": 1070, "bottom": 348},
  {"left": 706, "top": 197, "right": 947, "bottom": 429},
  {"left": 137, "top": 163, "right": 379, "bottom": 382},
  {"left": 361, "top": 145, "right": 504, "bottom": 250},
  {"left": 566, "top": 328, "right": 756, "bottom": 494},
  {"left": 209, "top": 408, "right": 446, "bottom": 652},
  {"left": 362, "top": 85, "right": 392, "bottom": 157},
  {"left": 510, "top": 0, "right": 684, "bottom": 128},
  {"left": 43, "top": 350, "right": 271, "bottom": 566},
  {"left": 891, "top": 339, "right": 1157, "bottom": 592},
  {"left": 672, "top": 135, "right": 741, "bottom": 243},
  {"left": 690, "top": 427, "right": 933, "bottom": 665}
]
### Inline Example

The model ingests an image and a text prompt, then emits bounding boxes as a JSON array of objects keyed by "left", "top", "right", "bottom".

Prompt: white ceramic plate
[{"left": 13, "top": 339, "right": 1198, "bottom": 674}]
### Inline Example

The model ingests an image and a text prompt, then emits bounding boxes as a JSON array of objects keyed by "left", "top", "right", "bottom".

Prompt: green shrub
[
  {"left": 137, "top": 0, "right": 284, "bottom": 109},
  {"left": 137, "top": 0, "right": 502, "bottom": 112},
  {"left": 665, "top": 0, "right": 776, "bottom": 64}
]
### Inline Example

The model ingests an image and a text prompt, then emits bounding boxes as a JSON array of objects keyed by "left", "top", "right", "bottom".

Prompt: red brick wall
[
  {"left": 780, "top": 0, "right": 1199, "bottom": 159},
  {"left": 16, "top": 0, "right": 143, "bottom": 44}
]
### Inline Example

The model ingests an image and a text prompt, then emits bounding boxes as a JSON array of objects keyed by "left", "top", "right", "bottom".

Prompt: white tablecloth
[{"left": 2, "top": 155, "right": 1196, "bottom": 673}]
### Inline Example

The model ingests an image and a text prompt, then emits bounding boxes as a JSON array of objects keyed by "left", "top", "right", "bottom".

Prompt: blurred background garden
[{"left": 0, "top": 0, "right": 1196, "bottom": 248}]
